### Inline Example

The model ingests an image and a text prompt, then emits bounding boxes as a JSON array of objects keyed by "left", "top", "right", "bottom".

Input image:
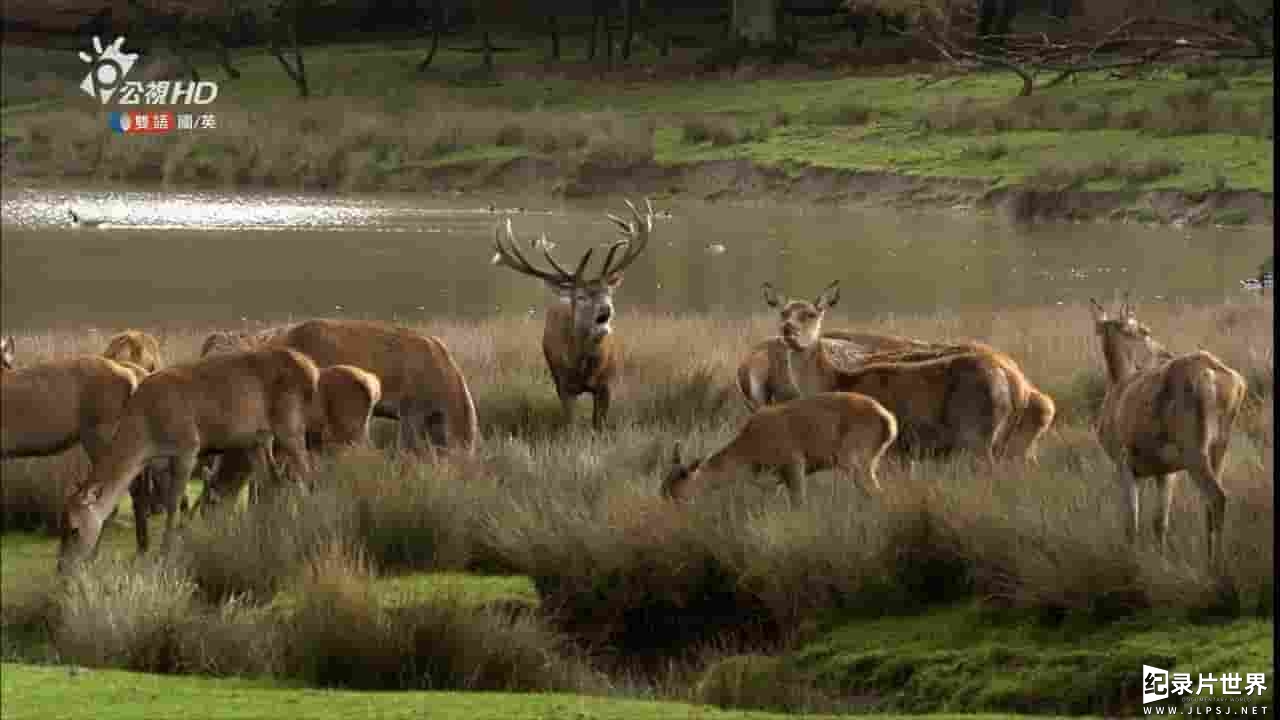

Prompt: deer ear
[
  {"left": 548, "top": 282, "right": 574, "bottom": 300},
  {"left": 815, "top": 281, "right": 840, "bottom": 310},
  {"left": 605, "top": 272, "right": 624, "bottom": 290},
  {"left": 1088, "top": 298, "right": 1108, "bottom": 322},
  {"left": 762, "top": 283, "right": 783, "bottom": 308}
]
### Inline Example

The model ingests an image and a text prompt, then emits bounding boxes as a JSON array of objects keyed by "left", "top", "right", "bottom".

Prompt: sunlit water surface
[{"left": 1, "top": 185, "right": 1270, "bottom": 333}]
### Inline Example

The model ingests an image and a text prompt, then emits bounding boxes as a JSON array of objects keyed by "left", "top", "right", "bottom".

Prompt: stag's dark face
[{"left": 558, "top": 274, "right": 622, "bottom": 344}]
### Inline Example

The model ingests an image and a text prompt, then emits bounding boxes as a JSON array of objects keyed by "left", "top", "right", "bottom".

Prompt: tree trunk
[
  {"left": 621, "top": 0, "right": 634, "bottom": 60},
  {"left": 270, "top": 1, "right": 308, "bottom": 99},
  {"left": 417, "top": 0, "right": 442, "bottom": 71},
  {"left": 589, "top": 2, "right": 601, "bottom": 59},
  {"left": 548, "top": 13, "right": 561, "bottom": 61},
  {"left": 603, "top": 4, "right": 614, "bottom": 69},
  {"left": 214, "top": 33, "right": 241, "bottom": 80},
  {"left": 730, "top": 0, "right": 778, "bottom": 46}
]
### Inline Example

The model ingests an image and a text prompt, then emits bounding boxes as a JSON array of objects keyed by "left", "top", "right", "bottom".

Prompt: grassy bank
[
  {"left": 2, "top": 662, "right": 1071, "bottom": 720},
  {"left": 0, "top": 299, "right": 1272, "bottom": 713},
  {"left": 2, "top": 41, "right": 1272, "bottom": 222}
]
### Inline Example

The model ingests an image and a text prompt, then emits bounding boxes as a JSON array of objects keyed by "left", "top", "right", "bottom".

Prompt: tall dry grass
[{"left": 3, "top": 300, "right": 1273, "bottom": 676}]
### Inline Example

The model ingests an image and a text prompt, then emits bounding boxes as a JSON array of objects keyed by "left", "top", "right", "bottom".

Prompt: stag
[
  {"left": 1089, "top": 296, "right": 1246, "bottom": 569},
  {"left": 491, "top": 199, "right": 653, "bottom": 430}
]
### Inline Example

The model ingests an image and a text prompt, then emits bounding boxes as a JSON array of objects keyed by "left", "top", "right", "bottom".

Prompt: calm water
[{"left": 0, "top": 185, "right": 1270, "bottom": 332}]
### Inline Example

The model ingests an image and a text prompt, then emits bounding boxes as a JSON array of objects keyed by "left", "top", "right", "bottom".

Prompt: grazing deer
[
  {"left": 108, "top": 359, "right": 190, "bottom": 554},
  {"left": 1, "top": 340, "right": 182, "bottom": 553},
  {"left": 262, "top": 319, "right": 477, "bottom": 459},
  {"left": 58, "top": 348, "right": 318, "bottom": 572},
  {"left": 1088, "top": 296, "right": 1246, "bottom": 569},
  {"left": 491, "top": 199, "right": 653, "bottom": 430},
  {"left": 747, "top": 281, "right": 1055, "bottom": 463},
  {"left": 662, "top": 391, "right": 898, "bottom": 505},
  {"left": 737, "top": 281, "right": 936, "bottom": 411},
  {"left": 102, "top": 330, "right": 164, "bottom": 373},
  {"left": 191, "top": 330, "right": 383, "bottom": 512}
]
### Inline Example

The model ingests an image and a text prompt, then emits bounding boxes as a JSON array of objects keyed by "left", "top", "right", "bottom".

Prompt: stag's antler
[
  {"left": 600, "top": 198, "right": 654, "bottom": 279},
  {"left": 491, "top": 198, "right": 654, "bottom": 287},
  {"left": 491, "top": 217, "right": 594, "bottom": 289}
]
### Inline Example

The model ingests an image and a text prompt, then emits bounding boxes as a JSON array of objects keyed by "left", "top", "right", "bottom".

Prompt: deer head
[
  {"left": 58, "top": 483, "right": 105, "bottom": 573},
  {"left": 661, "top": 441, "right": 702, "bottom": 502},
  {"left": 763, "top": 281, "right": 840, "bottom": 352},
  {"left": 1089, "top": 294, "right": 1170, "bottom": 384},
  {"left": 0, "top": 335, "right": 14, "bottom": 370},
  {"left": 492, "top": 199, "right": 653, "bottom": 348}
]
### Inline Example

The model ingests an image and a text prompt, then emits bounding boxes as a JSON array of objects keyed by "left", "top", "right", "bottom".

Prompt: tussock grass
[
  {"left": 680, "top": 115, "right": 772, "bottom": 146},
  {"left": 2, "top": 300, "right": 1271, "bottom": 696}
]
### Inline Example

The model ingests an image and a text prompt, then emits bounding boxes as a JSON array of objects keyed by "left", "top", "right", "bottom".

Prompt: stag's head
[
  {"left": 492, "top": 199, "right": 653, "bottom": 347},
  {"left": 58, "top": 484, "right": 105, "bottom": 574},
  {"left": 763, "top": 281, "right": 840, "bottom": 352},
  {"left": 1089, "top": 295, "right": 1170, "bottom": 383},
  {"left": 661, "top": 442, "right": 701, "bottom": 503},
  {"left": 0, "top": 335, "right": 14, "bottom": 370}
]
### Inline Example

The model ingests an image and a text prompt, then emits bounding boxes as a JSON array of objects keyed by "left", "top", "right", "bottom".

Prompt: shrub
[{"left": 54, "top": 556, "right": 195, "bottom": 673}]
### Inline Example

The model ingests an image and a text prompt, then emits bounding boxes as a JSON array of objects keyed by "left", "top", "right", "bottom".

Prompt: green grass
[
  {"left": 0, "top": 662, "right": 1061, "bottom": 720},
  {"left": 785, "top": 603, "right": 1273, "bottom": 714},
  {"left": 3, "top": 37, "right": 1272, "bottom": 193}
]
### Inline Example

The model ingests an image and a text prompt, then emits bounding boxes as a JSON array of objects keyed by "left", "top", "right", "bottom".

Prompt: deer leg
[
  {"left": 1188, "top": 461, "right": 1227, "bottom": 572},
  {"left": 1152, "top": 473, "right": 1176, "bottom": 554},
  {"left": 556, "top": 383, "right": 577, "bottom": 428},
  {"left": 274, "top": 426, "right": 312, "bottom": 492},
  {"left": 130, "top": 471, "right": 151, "bottom": 555},
  {"left": 162, "top": 451, "right": 198, "bottom": 552},
  {"left": 1116, "top": 460, "right": 1140, "bottom": 548},
  {"left": 591, "top": 386, "right": 611, "bottom": 431}
]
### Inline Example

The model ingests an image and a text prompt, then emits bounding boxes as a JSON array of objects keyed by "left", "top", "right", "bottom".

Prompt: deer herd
[{"left": 0, "top": 198, "right": 1251, "bottom": 576}]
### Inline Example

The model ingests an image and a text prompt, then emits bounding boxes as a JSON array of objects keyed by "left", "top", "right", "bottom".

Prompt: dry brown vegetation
[
  {"left": 922, "top": 83, "right": 1274, "bottom": 137},
  {"left": 1, "top": 299, "right": 1272, "bottom": 690},
  {"left": 9, "top": 96, "right": 656, "bottom": 191}
]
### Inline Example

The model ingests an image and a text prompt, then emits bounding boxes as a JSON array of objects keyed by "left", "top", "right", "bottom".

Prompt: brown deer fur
[
  {"left": 102, "top": 330, "right": 164, "bottom": 373},
  {"left": 264, "top": 319, "right": 477, "bottom": 458},
  {"left": 776, "top": 338, "right": 1015, "bottom": 463},
  {"left": 492, "top": 199, "right": 654, "bottom": 430},
  {"left": 662, "top": 392, "right": 898, "bottom": 504},
  {"left": 58, "top": 347, "right": 319, "bottom": 572},
  {"left": 751, "top": 281, "right": 1054, "bottom": 462},
  {"left": 1089, "top": 297, "right": 1245, "bottom": 568}
]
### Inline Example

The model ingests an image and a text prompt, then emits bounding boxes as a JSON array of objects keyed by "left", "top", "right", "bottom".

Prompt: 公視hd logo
[{"left": 78, "top": 35, "right": 219, "bottom": 106}]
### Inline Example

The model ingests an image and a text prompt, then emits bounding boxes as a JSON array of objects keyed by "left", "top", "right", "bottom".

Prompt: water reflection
[{"left": 0, "top": 185, "right": 1269, "bottom": 332}]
